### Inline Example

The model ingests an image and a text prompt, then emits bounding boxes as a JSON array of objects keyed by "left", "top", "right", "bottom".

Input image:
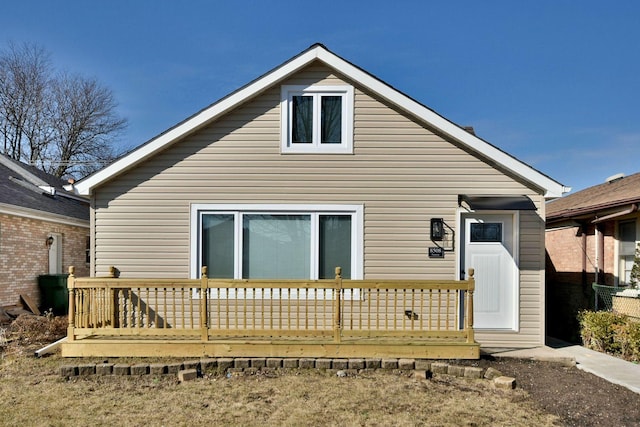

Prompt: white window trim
[
  {"left": 190, "top": 203, "right": 363, "bottom": 280},
  {"left": 280, "top": 85, "right": 354, "bottom": 154},
  {"left": 615, "top": 218, "right": 639, "bottom": 286}
]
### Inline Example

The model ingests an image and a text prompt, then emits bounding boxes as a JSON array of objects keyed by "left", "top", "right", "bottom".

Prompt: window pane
[
  {"left": 202, "top": 214, "right": 235, "bottom": 278},
  {"left": 620, "top": 255, "right": 634, "bottom": 285},
  {"left": 243, "top": 215, "right": 310, "bottom": 279},
  {"left": 321, "top": 96, "right": 342, "bottom": 144},
  {"left": 470, "top": 223, "right": 502, "bottom": 242},
  {"left": 619, "top": 221, "right": 636, "bottom": 255},
  {"left": 292, "top": 96, "right": 313, "bottom": 143},
  {"left": 319, "top": 215, "right": 351, "bottom": 279}
]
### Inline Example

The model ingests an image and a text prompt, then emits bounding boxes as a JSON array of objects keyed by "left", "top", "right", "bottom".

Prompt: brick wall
[
  {"left": 0, "top": 213, "right": 89, "bottom": 307},
  {"left": 601, "top": 222, "right": 616, "bottom": 285},
  {"left": 546, "top": 222, "right": 618, "bottom": 286},
  {"left": 545, "top": 219, "right": 629, "bottom": 341},
  {"left": 546, "top": 226, "right": 582, "bottom": 271}
]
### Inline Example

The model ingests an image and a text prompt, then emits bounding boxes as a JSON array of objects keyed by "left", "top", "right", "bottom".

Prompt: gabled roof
[
  {"left": 547, "top": 172, "right": 640, "bottom": 222},
  {"left": 74, "top": 43, "right": 568, "bottom": 198},
  {"left": 0, "top": 155, "right": 89, "bottom": 224}
]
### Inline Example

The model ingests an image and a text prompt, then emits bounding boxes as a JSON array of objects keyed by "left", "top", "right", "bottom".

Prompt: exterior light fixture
[{"left": 430, "top": 218, "right": 444, "bottom": 241}]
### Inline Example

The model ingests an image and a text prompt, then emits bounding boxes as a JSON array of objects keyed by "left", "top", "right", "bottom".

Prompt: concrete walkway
[{"left": 485, "top": 338, "right": 640, "bottom": 394}]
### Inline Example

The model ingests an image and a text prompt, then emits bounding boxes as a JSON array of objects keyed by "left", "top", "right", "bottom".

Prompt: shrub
[
  {"left": 579, "top": 310, "right": 640, "bottom": 361},
  {"left": 578, "top": 310, "right": 625, "bottom": 353},
  {"left": 613, "top": 321, "right": 640, "bottom": 361}
]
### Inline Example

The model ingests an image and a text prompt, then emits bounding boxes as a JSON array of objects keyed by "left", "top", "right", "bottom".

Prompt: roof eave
[
  {"left": 75, "top": 44, "right": 566, "bottom": 198},
  {"left": 314, "top": 49, "right": 568, "bottom": 198},
  {"left": 75, "top": 47, "right": 324, "bottom": 195},
  {"left": 547, "top": 198, "right": 640, "bottom": 222},
  {"left": 0, "top": 202, "right": 90, "bottom": 227}
]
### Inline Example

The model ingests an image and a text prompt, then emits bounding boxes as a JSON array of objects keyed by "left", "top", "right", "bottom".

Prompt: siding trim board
[{"left": 74, "top": 44, "right": 567, "bottom": 198}]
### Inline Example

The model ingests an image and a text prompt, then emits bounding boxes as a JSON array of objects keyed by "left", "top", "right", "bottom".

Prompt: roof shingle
[
  {"left": 0, "top": 155, "right": 89, "bottom": 222},
  {"left": 546, "top": 172, "right": 640, "bottom": 220}
]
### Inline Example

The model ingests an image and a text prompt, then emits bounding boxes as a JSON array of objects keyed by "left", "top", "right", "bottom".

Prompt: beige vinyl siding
[{"left": 93, "top": 62, "right": 547, "bottom": 347}]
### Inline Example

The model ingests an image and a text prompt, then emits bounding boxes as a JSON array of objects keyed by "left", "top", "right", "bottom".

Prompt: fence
[
  {"left": 592, "top": 283, "right": 625, "bottom": 311},
  {"left": 592, "top": 283, "right": 640, "bottom": 320}
]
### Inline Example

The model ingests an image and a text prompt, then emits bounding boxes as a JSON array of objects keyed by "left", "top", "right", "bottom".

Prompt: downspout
[
  {"left": 594, "top": 223, "right": 600, "bottom": 284},
  {"left": 595, "top": 223, "right": 605, "bottom": 284},
  {"left": 599, "top": 224, "right": 605, "bottom": 283},
  {"left": 581, "top": 225, "right": 587, "bottom": 286}
]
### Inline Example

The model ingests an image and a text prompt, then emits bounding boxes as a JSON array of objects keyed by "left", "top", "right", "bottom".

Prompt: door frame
[
  {"left": 456, "top": 208, "right": 520, "bottom": 331},
  {"left": 48, "top": 232, "right": 63, "bottom": 274}
]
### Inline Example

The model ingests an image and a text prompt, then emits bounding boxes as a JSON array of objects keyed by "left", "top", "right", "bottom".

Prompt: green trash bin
[{"left": 38, "top": 274, "right": 70, "bottom": 315}]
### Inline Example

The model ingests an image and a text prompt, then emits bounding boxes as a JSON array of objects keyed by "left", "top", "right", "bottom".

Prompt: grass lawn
[
  {"left": 0, "top": 314, "right": 560, "bottom": 426},
  {"left": 0, "top": 353, "right": 560, "bottom": 426}
]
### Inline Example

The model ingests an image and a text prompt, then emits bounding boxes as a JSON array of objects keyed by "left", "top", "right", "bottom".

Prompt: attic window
[{"left": 281, "top": 85, "right": 354, "bottom": 153}]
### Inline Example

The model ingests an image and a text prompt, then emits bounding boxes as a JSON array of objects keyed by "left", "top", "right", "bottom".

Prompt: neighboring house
[
  {"left": 73, "top": 44, "right": 567, "bottom": 348},
  {"left": 0, "top": 155, "right": 89, "bottom": 309},
  {"left": 545, "top": 172, "right": 640, "bottom": 341}
]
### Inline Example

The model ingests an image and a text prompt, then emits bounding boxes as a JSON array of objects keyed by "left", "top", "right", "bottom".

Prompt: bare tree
[
  {"left": 0, "top": 41, "right": 127, "bottom": 179},
  {"left": 42, "top": 73, "right": 126, "bottom": 178},
  {"left": 0, "top": 42, "right": 51, "bottom": 162}
]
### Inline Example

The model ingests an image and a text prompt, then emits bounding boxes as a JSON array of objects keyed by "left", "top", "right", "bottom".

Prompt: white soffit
[{"left": 75, "top": 44, "right": 567, "bottom": 198}]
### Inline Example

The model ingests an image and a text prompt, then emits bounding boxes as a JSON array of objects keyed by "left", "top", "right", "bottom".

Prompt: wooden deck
[{"left": 61, "top": 267, "right": 480, "bottom": 359}]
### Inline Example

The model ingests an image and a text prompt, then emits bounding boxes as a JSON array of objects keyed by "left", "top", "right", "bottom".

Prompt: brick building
[
  {"left": 546, "top": 172, "right": 640, "bottom": 341},
  {"left": 0, "top": 155, "right": 89, "bottom": 309}
]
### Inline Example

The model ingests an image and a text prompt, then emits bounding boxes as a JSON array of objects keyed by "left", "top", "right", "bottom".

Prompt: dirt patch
[
  {"left": 3, "top": 313, "right": 67, "bottom": 352},
  {"left": 1, "top": 315, "right": 640, "bottom": 426},
  {"left": 456, "top": 356, "right": 640, "bottom": 426}
]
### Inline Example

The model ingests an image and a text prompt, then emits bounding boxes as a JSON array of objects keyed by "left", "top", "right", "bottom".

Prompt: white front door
[{"left": 461, "top": 214, "right": 517, "bottom": 330}]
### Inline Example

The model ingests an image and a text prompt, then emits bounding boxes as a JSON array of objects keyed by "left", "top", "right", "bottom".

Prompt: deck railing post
[
  {"left": 109, "top": 266, "right": 118, "bottom": 327},
  {"left": 110, "top": 286, "right": 117, "bottom": 328},
  {"left": 200, "top": 266, "right": 209, "bottom": 342},
  {"left": 334, "top": 266, "right": 342, "bottom": 343},
  {"left": 67, "top": 266, "right": 75, "bottom": 342},
  {"left": 465, "top": 268, "right": 475, "bottom": 343}
]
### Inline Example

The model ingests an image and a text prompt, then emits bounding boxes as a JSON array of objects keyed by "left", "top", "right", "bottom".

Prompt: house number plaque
[{"left": 428, "top": 247, "right": 444, "bottom": 258}]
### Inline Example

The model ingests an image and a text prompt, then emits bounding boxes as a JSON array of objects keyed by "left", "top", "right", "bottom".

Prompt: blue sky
[{"left": 1, "top": 1, "right": 639, "bottom": 193}]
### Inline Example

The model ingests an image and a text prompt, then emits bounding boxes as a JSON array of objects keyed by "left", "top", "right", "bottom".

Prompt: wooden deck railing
[{"left": 64, "top": 266, "right": 477, "bottom": 358}]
